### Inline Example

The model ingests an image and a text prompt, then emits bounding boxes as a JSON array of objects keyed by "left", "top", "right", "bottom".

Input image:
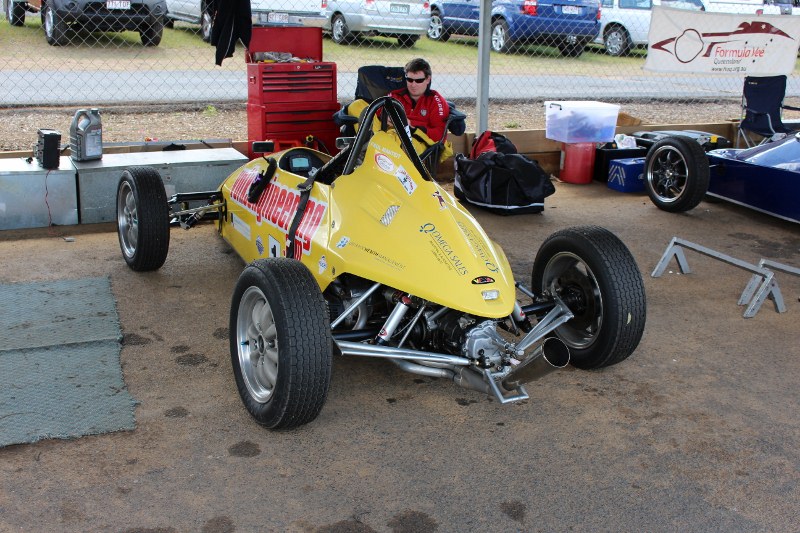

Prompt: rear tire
[
  {"left": 427, "top": 10, "right": 450, "bottom": 41},
  {"left": 397, "top": 34, "right": 418, "bottom": 47},
  {"left": 644, "top": 136, "right": 709, "bottom": 213},
  {"left": 331, "top": 14, "right": 353, "bottom": 44},
  {"left": 116, "top": 166, "right": 170, "bottom": 271},
  {"left": 43, "top": 4, "right": 69, "bottom": 46},
  {"left": 531, "top": 226, "right": 646, "bottom": 369},
  {"left": 604, "top": 25, "right": 631, "bottom": 56},
  {"left": 230, "top": 259, "right": 333, "bottom": 429},
  {"left": 140, "top": 18, "right": 163, "bottom": 46},
  {"left": 6, "top": 0, "right": 25, "bottom": 26}
]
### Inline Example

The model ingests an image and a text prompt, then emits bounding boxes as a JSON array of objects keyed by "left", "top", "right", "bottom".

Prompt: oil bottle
[{"left": 70, "top": 108, "right": 103, "bottom": 161}]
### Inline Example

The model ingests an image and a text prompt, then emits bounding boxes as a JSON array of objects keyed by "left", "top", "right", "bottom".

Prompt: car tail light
[
  {"left": 597, "top": 4, "right": 601, "bottom": 19},
  {"left": 423, "top": 1, "right": 430, "bottom": 9},
  {"left": 756, "top": 8, "right": 763, "bottom": 14},
  {"left": 321, "top": 0, "right": 327, "bottom": 7},
  {"left": 364, "top": 0, "right": 377, "bottom": 10},
  {"left": 522, "top": 0, "right": 538, "bottom": 16}
]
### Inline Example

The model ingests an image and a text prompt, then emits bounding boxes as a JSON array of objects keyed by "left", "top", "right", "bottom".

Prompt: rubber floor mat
[{"left": 0, "top": 277, "right": 136, "bottom": 447}]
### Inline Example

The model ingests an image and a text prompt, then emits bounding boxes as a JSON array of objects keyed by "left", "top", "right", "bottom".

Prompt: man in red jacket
[{"left": 388, "top": 58, "right": 450, "bottom": 143}]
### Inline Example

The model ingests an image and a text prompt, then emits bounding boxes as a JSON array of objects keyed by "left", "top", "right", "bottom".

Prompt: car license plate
[
  {"left": 390, "top": 3, "right": 410, "bottom": 14},
  {"left": 106, "top": 0, "right": 130, "bottom": 9},
  {"left": 562, "top": 5, "right": 582, "bottom": 14},
  {"left": 267, "top": 12, "right": 290, "bottom": 24}
]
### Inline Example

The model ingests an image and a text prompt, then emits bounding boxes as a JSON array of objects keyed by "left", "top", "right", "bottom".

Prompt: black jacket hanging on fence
[{"left": 211, "top": 0, "right": 252, "bottom": 66}]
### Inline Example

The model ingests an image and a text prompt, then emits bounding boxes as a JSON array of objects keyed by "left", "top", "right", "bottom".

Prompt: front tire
[
  {"left": 604, "top": 25, "right": 631, "bottom": 56},
  {"left": 531, "top": 226, "right": 646, "bottom": 369},
  {"left": 6, "top": 0, "right": 25, "bottom": 26},
  {"left": 331, "top": 14, "right": 352, "bottom": 44},
  {"left": 116, "top": 166, "right": 170, "bottom": 271},
  {"left": 491, "top": 19, "right": 512, "bottom": 53},
  {"left": 230, "top": 259, "right": 333, "bottom": 429},
  {"left": 428, "top": 10, "right": 450, "bottom": 41},
  {"left": 43, "top": 4, "right": 69, "bottom": 46},
  {"left": 644, "top": 135, "right": 709, "bottom": 213}
]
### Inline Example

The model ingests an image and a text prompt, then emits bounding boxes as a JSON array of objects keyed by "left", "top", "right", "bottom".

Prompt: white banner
[{"left": 644, "top": 6, "right": 800, "bottom": 75}]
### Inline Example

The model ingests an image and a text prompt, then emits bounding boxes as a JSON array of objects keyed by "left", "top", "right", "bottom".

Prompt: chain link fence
[{"left": 1, "top": 0, "right": 798, "bottom": 115}]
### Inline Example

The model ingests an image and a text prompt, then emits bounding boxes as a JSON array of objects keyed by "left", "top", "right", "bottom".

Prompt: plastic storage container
[
  {"left": 545, "top": 101, "right": 620, "bottom": 143},
  {"left": 70, "top": 108, "right": 102, "bottom": 162},
  {"left": 560, "top": 142, "right": 596, "bottom": 184}
]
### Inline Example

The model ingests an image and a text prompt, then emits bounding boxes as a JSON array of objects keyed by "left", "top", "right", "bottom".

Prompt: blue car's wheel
[{"left": 644, "top": 135, "right": 710, "bottom": 213}]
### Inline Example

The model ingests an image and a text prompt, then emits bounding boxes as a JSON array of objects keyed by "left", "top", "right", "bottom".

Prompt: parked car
[
  {"left": 165, "top": 0, "right": 327, "bottom": 42},
  {"left": 595, "top": 0, "right": 703, "bottom": 56},
  {"left": 322, "top": 0, "right": 430, "bottom": 46},
  {"left": 427, "top": 0, "right": 601, "bottom": 57},
  {"left": 3, "top": 0, "right": 167, "bottom": 46}
]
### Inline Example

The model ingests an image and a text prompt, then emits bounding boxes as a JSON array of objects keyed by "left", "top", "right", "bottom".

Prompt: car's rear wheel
[
  {"left": 331, "top": 14, "right": 353, "bottom": 44},
  {"left": 397, "top": 34, "right": 418, "bottom": 47},
  {"left": 490, "top": 19, "right": 512, "bottom": 53},
  {"left": 6, "top": 0, "right": 25, "bottom": 26},
  {"left": 644, "top": 135, "right": 709, "bottom": 213},
  {"left": 427, "top": 10, "right": 450, "bottom": 41},
  {"left": 140, "top": 18, "right": 163, "bottom": 46},
  {"left": 531, "top": 226, "right": 646, "bottom": 369},
  {"left": 230, "top": 259, "right": 333, "bottom": 429},
  {"left": 604, "top": 25, "right": 632, "bottom": 56},
  {"left": 116, "top": 166, "right": 170, "bottom": 271},
  {"left": 43, "top": 4, "right": 69, "bottom": 46}
]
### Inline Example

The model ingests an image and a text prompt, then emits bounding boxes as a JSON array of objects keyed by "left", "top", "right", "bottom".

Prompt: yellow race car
[{"left": 116, "top": 97, "right": 647, "bottom": 429}]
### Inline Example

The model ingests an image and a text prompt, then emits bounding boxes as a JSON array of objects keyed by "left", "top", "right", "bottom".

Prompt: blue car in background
[{"left": 427, "top": 0, "right": 601, "bottom": 56}]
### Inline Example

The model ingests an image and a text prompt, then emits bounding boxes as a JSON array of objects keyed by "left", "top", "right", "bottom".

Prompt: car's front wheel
[
  {"left": 230, "top": 259, "right": 333, "bottom": 429},
  {"left": 331, "top": 13, "right": 353, "bottom": 44},
  {"left": 644, "top": 135, "right": 709, "bottom": 212},
  {"left": 140, "top": 17, "right": 163, "bottom": 46},
  {"left": 43, "top": 4, "right": 69, "bottom": 46},
  {"left": 200, "top": 6, "right": 212, "bottom": 42},
  {"left": 427, "top": 10, "right": 449, "bottom": 41},
  {"left": 5, "top": 0, "right": 25, "bottom": 26},
  {"left": 116, "top": 166, "right": 170, "bottom": 271},
  {"left": 490, "top": 19, "right": 513, "bottom": 53},
  {"left": 531, "top": 226, "right": 646, "bottom": 369},
  {"left": 604, "top": 25, "right": 632, "bottom": 56}
]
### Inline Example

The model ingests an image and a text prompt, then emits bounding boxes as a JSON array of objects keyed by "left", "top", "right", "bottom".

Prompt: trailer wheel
[
  {"left": 644, "top": 135, "right": 710, "bottom": 213},
  {"left": 116, "top": 166, "right": 170, "bottom": 271},
  {"left": 531, "top": 225, "right": 646, "bottom": 369},
  {"left": 230, "top": 259, "right": 333, "bottom": 429}
]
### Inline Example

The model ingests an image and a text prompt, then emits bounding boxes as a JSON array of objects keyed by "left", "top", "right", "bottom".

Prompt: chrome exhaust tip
[{"left": 501, "top": 337, "right": 570, "bottom": 390}]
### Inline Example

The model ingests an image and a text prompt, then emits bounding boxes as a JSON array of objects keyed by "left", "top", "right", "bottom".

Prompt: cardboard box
[
  {"left": 607, "top": 157, "right": 645, "bottom": 192},
  {"left": 544, "top": 101, "right": 620, "bottom": 143}
]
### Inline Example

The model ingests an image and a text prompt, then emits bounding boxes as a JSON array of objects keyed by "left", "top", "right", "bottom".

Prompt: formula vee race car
[
  {"left": 116, "top": 97, "right": 647, "bottom": 429},
  {"left": 643, "top": 132, "right": 800, "bottom": 224}
]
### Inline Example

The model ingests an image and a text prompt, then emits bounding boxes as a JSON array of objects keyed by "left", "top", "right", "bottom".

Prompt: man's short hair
[{"left": 404, "top": 58, "right": 432, "bottom": 78}]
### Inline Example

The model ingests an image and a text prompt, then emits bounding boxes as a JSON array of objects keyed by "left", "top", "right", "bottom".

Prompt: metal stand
[{"left": 652, "top": 237, "right": 793, "bottom": 318}]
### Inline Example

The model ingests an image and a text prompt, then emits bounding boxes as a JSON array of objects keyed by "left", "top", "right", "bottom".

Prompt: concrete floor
[{"left": 0, "top": 181, "right": 798, "bottom": 533}]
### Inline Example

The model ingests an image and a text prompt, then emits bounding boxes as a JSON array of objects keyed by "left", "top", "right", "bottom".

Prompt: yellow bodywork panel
[{"left": 219, "top": 131, "right": 516, "bottom": 319}]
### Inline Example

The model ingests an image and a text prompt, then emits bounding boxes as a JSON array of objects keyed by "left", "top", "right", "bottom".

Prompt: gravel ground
[{"left": 0, "top": 100, "right": 746, "bottom": 152}]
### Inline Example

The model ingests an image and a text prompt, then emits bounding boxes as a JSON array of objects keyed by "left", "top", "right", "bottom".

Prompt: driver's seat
[{"left": 333, "top": 65, "right": 466, "bottom": 177}]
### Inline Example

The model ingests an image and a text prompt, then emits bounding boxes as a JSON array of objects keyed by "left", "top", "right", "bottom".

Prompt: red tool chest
[{"left": 245, "top": 27, "right": 340, "bottom": 159}]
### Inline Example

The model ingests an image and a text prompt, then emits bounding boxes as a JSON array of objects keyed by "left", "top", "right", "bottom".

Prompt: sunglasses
[{"left": 405, "top": 76, "right": 428, "bottom": 84}]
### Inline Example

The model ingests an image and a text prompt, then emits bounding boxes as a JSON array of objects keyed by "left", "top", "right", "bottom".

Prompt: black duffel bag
[{"left": 454, "top": 151, "right": 556, "bottom": 215}]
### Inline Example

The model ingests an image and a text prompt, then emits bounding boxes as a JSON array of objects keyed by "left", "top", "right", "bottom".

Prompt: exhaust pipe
[{"left": 501, "top": 337, "right": 570, "bottom": 391}]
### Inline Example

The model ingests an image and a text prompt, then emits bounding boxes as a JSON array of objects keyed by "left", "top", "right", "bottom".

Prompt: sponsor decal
[
  {"left": 421, "top": 109, "right": 428, "bottom": 117},
  {"left": 395, "top": 166, "right": 417, "bottom": 195},
  {"left": 318, "top": 255, "right": 327, "bottom": 274},
  {"left": 471, "top": 276, "right": 495, "bottom": 285},
  {"left": 380, "top": 205, "right": 400, "bottom": 226},
  {"left": 456, "top": 220, "right": 500, "bottom": 273},
  {"left": 336, "top": 236, "right": 350, "bottom": 248},
  {"left": 419, "top": 222, "right": 468, "bottom": 276},
  {"left": 348, "top": 241, "right": 405, "bottom": 270},
  {"left": 374, "top": 153, "right": 395, "bottom": 173},
  {"left": 255, "top": 236, "right": 265, "bottom": 256},
  {"left": 229, "top": 170, "right": 327, "bottom": 259},
  {"left": 432, "top": 190, "right": 447, "bottom": 210},
  {"left": 369, "top": 141, "right": 401, "bottom": 159},
  {"left": 231, "top": 213, "right": 251, "bottom": 241},
  {"left": 268, "top": 235, "right": 281, "bottom": 258}
]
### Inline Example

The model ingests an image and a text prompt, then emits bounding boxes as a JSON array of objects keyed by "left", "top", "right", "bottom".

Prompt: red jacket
[{"left": 388, "top": 88, "right": 450, "bottom": 143}]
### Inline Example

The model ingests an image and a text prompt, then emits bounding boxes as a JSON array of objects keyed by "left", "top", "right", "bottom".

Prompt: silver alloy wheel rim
[
  {"left": 647, "top": 145, "right": 688, "bottom": 204},
  {"left": 236, "top": 286, "right": 279, "bottom": 404},
  {"left": 491, "top": 24, "right": 505, "bottom": 51},
  {"left": 117, "top": 180, "right": 138, "bottom": 259},
  {"left": 44, "top": 6, "right": 53, "bottom": 37},
  {"left": 542, "top": 251, "right": 603, "bottom": 349},
  {"left": 332, "top": 16, "right": 345, "bottom": 42},
  {"left": 428, "top": 14, "right": 442, "bottom": 39}
]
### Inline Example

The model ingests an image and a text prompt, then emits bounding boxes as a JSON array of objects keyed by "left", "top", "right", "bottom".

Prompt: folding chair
[
  {"left": 333, "top": 65, "right": 467, "bottom": 177},
  {"left": 737, "top": 75, "right": 800, "bottom": 148}
]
